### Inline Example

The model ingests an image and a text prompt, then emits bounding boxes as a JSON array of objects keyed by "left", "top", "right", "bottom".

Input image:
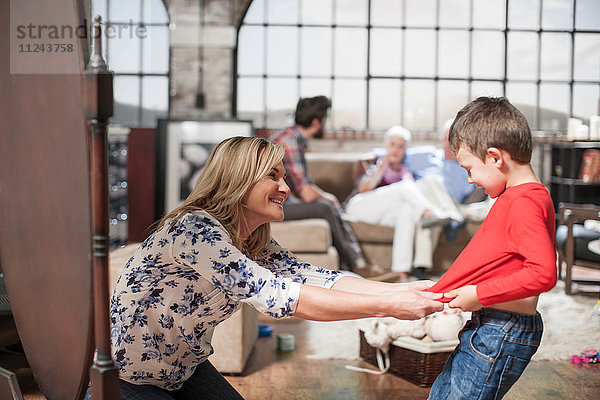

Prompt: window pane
[
  {"left": 335, "top": 0, "right": 368, "bottom": 26},
  {"left": 237, "top": 77, "right": 265, "bottom": 128},
  {"left": 266, "top": 78, "right": 298, "bottom": 128},
  {"left": 113, "top": 76, "right": 140, "bottom": 126},
  {"left": 540, "top": 33, "right": 571, "bottom": 81},
  {"left": 266, "top": 26, "right": 298, "bottom": 76},
  {"left": 301, "top": 0, "right": 333, "bottom": 25},
  {"left": 576, "top": 0, "right": 600, "bottom": 30},
  {"left": 539, "top": 83, "right": 570, "bottom": 131},
  {"left": 301, "top": 28, "right": 332, "bottom": 76},
  {"left": 506, "top": 83, "right": 537, "bottom": 128},
  {"left": 267, "top": 0, "right": 298, "bottom": 24},
  {"left": 109, "top": 0, "right": 140, "bottom": 23},
  {"left": 406, "top": 0, "right": 436, "bottom": 28},
  {"left": 370, "top": 0, "right": 403, "bottom": 27},
  {"left": 369, "top": 79, "right": 401, "bottom": 129},
  {"left": 141, "top": 76, "right": 168, "bottom": 128},
  {"left": 437, "top": 81, "right": 469, "bottom": 128},
  {"left": 508, "top": 0, "right": 539, "bottom": 30},
  {"left": 473, "top": 0, "right": 506, "bottom": 29},
  {"left": 439, "top": 30, "right": 469, "bottom": 78},
  {"left": 332, "top": 79, "right": 366, "bottom": 128},
  {"left": 574, "top": 33, "right": 600, "bottom": 81},
  {"left": 238, "top": 26, "right": 264, "bottom": 75},
  {"left": 405, "top": 29, "right": 436, "bottom": 77},
  {"left": 403, "top": 79, "right": 435, "bottom": 131},
  {"left": 439, "top": 0, "right": 470, "bottom": 28},
  {"left": 92, "top": 0, "right": 107, "bottom": 21},
  {"left": 334, "top": 28, "right": 367, "bottom": 77},
  {"left": 472, "top": 31, "right": 504, "bottom": 79},
  {"left": 573, "top": 83, "right": 599, "bottom": 120},
  {"left": 507, "top": 32, "right": 538, "bottom": 80},
  {"left": 300, "top": 79, "right": 332, "bottom": 99},
  {"left": 470, "top": 81, "right": 504, "bottom": 99},
  {"left": 243, "top": 0, "right": 264, "bottom": 24},
  {"left": 107, "top": 27, "right": 141, "bottom": 72},
  {"left": 144, "top": 0, "right": 169, "bottom": 24},
  {"left": 542, "top": 0, "right": 572, "bottom": 30},
  {"left": 370, "top": 29, "right": 402, "bottom": 77},
  {"left": 142, "top": 26, "right": 169, "bottom": 74}
]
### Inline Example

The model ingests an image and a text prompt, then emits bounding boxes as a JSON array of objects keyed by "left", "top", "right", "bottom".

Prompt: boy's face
[{"left": 456, "top": 145, "right": 506, "bottom": 198}]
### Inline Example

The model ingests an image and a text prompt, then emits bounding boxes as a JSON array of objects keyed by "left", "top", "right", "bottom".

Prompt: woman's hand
[
  {"left": 357, "top": 158, "right": 387, "bottom": 193},
  {"left": 383, "top": 288, "right": 444, "bottom": 320},
  {"left": 406, "top": 279, "right": 437, "bottom": 291},
  {"left": 445, "top": 285, "right": 483, "bottom": 312}
]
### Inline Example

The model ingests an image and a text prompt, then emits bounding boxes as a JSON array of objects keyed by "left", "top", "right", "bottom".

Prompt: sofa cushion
[
  {"left": 306, "top": 152, "right": 373, "bottom": 202},
  {"left": 347, "top": 220, "right": 394, "bottom": 243},
  {"left": 270, "top": 218, "right": 332, "bottom": 252},
  {"left": 294, "top": 247, "right": 339, "bottom": 270}
]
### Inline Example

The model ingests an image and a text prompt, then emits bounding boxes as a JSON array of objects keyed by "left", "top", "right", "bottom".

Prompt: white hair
[
  {"left": 384, "top": 125, "right": 411, "bottom": 144},
  {"left": 440, "top": 118, "right": 454, "bottom": 139}
]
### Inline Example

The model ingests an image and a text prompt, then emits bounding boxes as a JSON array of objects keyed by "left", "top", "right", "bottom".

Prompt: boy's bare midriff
[{"left": 487, "top": 296, "right": 539, "bottom": 315}]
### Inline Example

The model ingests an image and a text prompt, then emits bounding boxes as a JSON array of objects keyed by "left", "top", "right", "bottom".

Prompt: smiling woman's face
[{"left": 241, "top": 162, "right": 290, "bottom": 233}]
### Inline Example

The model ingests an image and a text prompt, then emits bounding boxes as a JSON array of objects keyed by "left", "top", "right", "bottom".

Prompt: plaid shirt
[{"left": 269, "top": 126, "right": 313, "bottom": 197}]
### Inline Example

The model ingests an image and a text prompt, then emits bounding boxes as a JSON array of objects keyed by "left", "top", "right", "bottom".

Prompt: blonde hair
[{"left": 157, "top": 136, "right": 286, "bottom": 256}]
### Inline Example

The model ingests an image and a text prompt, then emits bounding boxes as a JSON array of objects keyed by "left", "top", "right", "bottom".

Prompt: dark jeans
[
  {"left": 85, "top": 360, "right": 244, "bottom": 400},
  {"left": 283, "top": 197, "right": 363, "bottom": 269}
]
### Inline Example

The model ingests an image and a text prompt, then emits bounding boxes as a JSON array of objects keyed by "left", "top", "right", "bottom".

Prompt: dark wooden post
[{"left": 84, "top": 16, "right": 120, "bottom": 399}]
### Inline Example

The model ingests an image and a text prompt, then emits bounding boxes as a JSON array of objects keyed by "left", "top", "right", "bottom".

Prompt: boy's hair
[
  {"left": 294, "top": 96, "right": 331, "bottom": 128},
  {"left": 449, "top": 97, "right": 532, "bottom": 163}
]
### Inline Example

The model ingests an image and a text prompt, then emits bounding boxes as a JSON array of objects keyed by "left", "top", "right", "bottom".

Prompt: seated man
[{"left": 269, "top": 96, "right": 396, "bottom": 282}]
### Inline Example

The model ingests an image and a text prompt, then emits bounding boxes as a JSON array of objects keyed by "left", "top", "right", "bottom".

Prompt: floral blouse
[{"left": 110, "top": 210, "right": 342, "bottom": 390}]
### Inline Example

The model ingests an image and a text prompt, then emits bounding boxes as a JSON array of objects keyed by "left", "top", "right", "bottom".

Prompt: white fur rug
[{"left": 306, "top": 281, "right": 600, "bottom": 362}]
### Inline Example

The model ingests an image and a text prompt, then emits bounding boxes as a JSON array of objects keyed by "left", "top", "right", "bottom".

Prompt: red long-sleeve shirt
[{"left": 426, "top": 182, "right": 557, "bottom": 306}]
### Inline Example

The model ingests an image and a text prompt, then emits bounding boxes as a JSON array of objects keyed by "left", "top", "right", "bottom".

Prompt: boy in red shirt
[{"left": 426, "top": 97, "right": 557, "bottom": 399}]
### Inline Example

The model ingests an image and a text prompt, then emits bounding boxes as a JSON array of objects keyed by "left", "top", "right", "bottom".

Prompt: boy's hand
[{"left": 444, "top": 285, "right": 483, "bottom": 312}]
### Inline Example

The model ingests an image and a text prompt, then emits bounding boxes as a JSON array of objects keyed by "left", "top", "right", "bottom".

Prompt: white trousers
[{"left": 345, "top": 176, "right": 463, "bottom": 273}]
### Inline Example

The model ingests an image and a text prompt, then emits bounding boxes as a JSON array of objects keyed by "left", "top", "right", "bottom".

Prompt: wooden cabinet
[{"left": 550, "top": 141, "right": 600, "bottom": 211}]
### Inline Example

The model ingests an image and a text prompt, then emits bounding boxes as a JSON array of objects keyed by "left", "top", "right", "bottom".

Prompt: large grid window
[
  {"left": 92, "top": 0, "right": 170, "bottom": 128},
  {"left": 235, "top": 0, "right": 600, "bottom": 133}
]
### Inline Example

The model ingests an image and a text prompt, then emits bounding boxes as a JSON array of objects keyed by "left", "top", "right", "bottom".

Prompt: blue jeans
[
  {"left": 85, "top": 360, "right": 244, "bottom": 399},
  {"left": 428, "top": 308, "right": 543, "bottom": 400}
]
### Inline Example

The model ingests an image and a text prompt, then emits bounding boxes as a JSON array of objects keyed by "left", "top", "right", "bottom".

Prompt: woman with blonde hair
[{"left": 105, "top": 136, "right": 442, "bottom": 399}]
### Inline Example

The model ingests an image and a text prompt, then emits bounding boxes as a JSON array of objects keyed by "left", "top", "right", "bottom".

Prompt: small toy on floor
[{"left": 570, "top": 349, "right": 599, "bottom": 364}]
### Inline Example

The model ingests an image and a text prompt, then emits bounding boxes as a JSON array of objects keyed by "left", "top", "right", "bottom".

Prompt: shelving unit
[
  {"left": 549, "top": 141, "right": 600, "bottom": 211},
  {"left": 108, "top": 126, "right": 130, "bottom": 249}
]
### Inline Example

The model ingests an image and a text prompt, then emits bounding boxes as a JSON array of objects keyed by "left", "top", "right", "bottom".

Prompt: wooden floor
[
  {"left": 224, "top": 316, "right": 600, "bottom": 400},
  {"left": 3, "top": 267, "right": 599, "bottom": 399},
  {"left": 2, "top": 315, "right": 599, "bottom": 400}
]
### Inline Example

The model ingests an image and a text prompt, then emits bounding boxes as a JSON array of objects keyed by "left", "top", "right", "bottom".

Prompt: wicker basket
[{"left": 359, "top": 330, "right": 456, "bottom": 387}]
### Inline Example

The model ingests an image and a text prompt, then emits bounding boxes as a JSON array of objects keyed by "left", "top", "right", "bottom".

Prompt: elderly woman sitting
[{"left": 345, "top": 126, "right": 464, "bottom": 281}]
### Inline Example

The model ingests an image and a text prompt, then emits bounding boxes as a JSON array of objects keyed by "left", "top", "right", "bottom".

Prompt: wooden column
[{"left": 84, "top": 16, "right": 120, "bottom": 399}]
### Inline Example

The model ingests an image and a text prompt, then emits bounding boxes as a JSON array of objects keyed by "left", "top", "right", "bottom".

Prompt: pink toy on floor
[{"left": 570, "top": 349, "right": 599, "bottom": 364}]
